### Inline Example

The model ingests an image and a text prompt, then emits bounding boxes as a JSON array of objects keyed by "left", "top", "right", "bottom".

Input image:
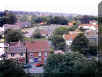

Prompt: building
[
  {"left": 84, "top": 30, "right": 98, "bottom": 46},
  {"left": 25, "top": 40, "right": 51, "bottom": 64},
  {"left": 63, "top": 31, "right": 81, "bottom": 51},
  {"left": 6, "top": 41, "right": 26, "bottom": 63},
  {"left": 78, "top": 24, "right": 98, "bottom": 31},
  {"left": 4, "top": 24, "right": 21, "bottom": 30}
]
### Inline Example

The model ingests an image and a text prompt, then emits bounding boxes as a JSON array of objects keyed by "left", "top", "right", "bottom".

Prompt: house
[
  {"left": 40, "top": 29, "right": 48, "bottom": 38},
  {"left": 54, "top": 50, "right": 64, "bottom": 54},
  {"left": 16, "top": 21, "right": 31, "bottom": 28},
  {"left": 63, "top": 31, "right": 81, "bottom": 46},
  {"left": 78, "top": 24, "right": 98, "bottom": 31},
  {"left": 68, "top": 22, "right": 73, "bottom": 27},
  {"left": 4, "top": 24, "right": 21, "bottom": 30},
  {"left": 89, "top": 20, "right": 97, "bottom": 25},
  {"left": 0, "top": 43, "right": 9, "bottom": 60},
  {"left": 25, "top": 40, "right": 51, "bottom": 64},
  {"left": 84, "top": 30, "right": 98, "bottom": 46},
  {"left": 6, "top": 41, "right": 26, "bottom": 63},
  {"left": 63, "top": 31, "right": 80, "bottom": 51},
  {"left": 0, "top": 43, "right": 5, "bottom": 57}
]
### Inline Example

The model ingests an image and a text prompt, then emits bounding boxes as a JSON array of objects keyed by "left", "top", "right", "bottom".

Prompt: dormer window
[{"left": 11, "top": 53, "right": 15, "bottom": 57}]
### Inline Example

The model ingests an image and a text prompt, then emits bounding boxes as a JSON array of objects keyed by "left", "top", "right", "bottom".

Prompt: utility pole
[{"left": 25, "top": 48, "right": 28, "bottom": 64}]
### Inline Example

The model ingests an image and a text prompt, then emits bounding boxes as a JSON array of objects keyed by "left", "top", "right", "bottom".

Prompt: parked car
[
  {"left": 34, "top": 62, "right": 43, "bottom": 67},
  {"left": 23, "top": 64, "right": 32, "bottom": 68}
]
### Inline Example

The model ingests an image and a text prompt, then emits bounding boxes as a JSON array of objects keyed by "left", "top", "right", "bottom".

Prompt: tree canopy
[
  {"left": 4, "top": 10, "right": 17, "bottom": 24},
  {"left": 50, "top": 27, "right": 69, "bottom": 50},
  {"left": 32, "top": 28, "right": 42, "bottom": 38},
  {"left": 4, "top": 29, "right": 24, "bottom": 43},
  {"left": 44, "top": 52, "right": 97, "bottom": 75},
  {"left": 71, "top": 33, "right": 89, "bottom": 55},
  {"left": 0, "top": 60, "right": 28, "bottom": 77},
  {"left": 0, "top": 10, "right": 17, "bottom": 27}
]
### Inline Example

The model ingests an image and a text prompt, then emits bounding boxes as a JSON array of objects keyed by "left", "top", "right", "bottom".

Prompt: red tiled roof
[
  {"left": 79, "top": 24, "right": 93, "bottom": 27},
  {"left": 9, "top": 41, "right": 24, "bottom": 47},
  {"left": 8, "top": 41, "right": 26, "bottom": 53},
  {"left": 63, "top": 32, "right": 79, "bottom": 40},
  {"left": 40, "top": 30, "right": 48, "bottom": 35},
  {"left": 25, "top": 40, "right": 50, "bottom": 52}
]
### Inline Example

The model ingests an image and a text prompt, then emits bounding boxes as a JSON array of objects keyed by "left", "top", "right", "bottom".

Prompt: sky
[{"left": 0, "top": 0, "right": 102, "bottom": 16}]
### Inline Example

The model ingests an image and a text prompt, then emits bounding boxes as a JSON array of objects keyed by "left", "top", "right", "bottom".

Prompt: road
[{"left": 24, "top": 63, "right": 44, "bottom": 73}]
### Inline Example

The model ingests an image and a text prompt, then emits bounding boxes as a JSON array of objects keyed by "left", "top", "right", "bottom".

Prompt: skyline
[{"left": 0, "top": 0, "right": 102, "bottom": 16}]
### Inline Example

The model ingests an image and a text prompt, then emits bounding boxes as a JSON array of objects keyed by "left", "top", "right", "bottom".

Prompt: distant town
[{"left": 0, "top": 10, "right": 99, "bottom": 76}]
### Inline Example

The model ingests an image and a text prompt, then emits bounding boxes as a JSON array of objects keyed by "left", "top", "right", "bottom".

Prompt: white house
[{"left": 63, "top": 31, "right": 79, "bottom": 48}]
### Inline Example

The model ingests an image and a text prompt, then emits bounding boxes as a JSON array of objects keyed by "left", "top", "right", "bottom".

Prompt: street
[{"left": 24, "top": 63, "right": 44, "bottom": 73}]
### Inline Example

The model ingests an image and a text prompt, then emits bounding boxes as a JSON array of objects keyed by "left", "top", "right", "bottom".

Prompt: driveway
[{"left": 24, "top": 63, "right": 44, "bottom": 73}]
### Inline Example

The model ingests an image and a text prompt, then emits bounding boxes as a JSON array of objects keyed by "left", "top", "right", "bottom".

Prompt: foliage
[
  {"left": 87, "top": 45, "right": 97, "bottom": 56},
  {"left": 0, "top": 10, "right": 17, "bottom": 27},
  {"left": 31, "top": 16, "right": 49, "bottom": 24},
  {"left": 78, "top": 15, "right": 97, "bottom": 24},
  {"left": 32, "top": 31, "right": 42, "bottom": 38},
  {"left": 47, "top": 16, "right": 68, "bottom": 25},
  {"left": 50, "top": 27, "right": 69, "bottom": 50},
  {"left": 44, "top": 52, "right": 97, "bottom": 75},
  {"left": 31, "top": 15, "right": 68, "bottom": 25},
  {"left": 32, "top": 28, "right": 43, "bottom": 38},
  {"left": 0, "top": 60, "right": 28, "bottom": 77},
  {"left": 19, "top": 15, "right": 28, "bottom": 22},
  {"left": 69, "top": 25, "right": 78, "bottom": 31},
  {"left": 71, "top": 33, "right": 89, "bottom": 55},
  {"left": 4, "top": 10, "right": 17, "bottom": 24},
  {"left": 4, "top": 29, "right": 24, "bottom": 43}
]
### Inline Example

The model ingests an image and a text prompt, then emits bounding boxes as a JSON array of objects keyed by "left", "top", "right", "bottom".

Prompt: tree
[
  {"left": 0, "top": 12, "right": 5, "bottom": 27},
  {"left": 47, "top": 16, "right": 68, "bottom": 25},
  {"left": 19, "top": 15, "right": 28, "bottom": 22},
  {"left": 71, "top": 33, "right": 89, "bottom": 55},
  {"left": 4, "top": 29, "right": 24, "bottom": 43},
  {"left": 32, "top": 29, "right": 42, "bottom": 38},
  {"left": 0, "top": 10, "right": 17, "bottom": 27},
  {"left": 0, "top": 60, "right": 28, "bottom": 77},
  {"left": 50, "top": 27, "right": 69, "bottom": 50},
  {"left": 4, "top": 10, "right": 17, "bottom": 24},
  {"left": 44, "top": 52, "right": 97, "bottom": 75}
]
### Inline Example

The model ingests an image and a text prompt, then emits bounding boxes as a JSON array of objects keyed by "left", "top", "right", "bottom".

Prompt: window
[
  {"left": 38, "top": 57, "right": 41, "bottom": 61},
  {"left": 38, "top": 52, "right": 41, "bottom": 56},
  {"left": 45, "top": 52, "right": 47, "bottom": 56},
  {"left": 20, "top": 53, "right": 23, "bottom": 56},
  {"left": 34, "top": 58, "right": 38, "bottom": 62},
  {"left": 11, "top": 53, "right": 15, "bottom": 57}
]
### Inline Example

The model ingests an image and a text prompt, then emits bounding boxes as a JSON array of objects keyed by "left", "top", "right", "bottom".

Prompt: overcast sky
[{"left": 0, "top": 0, "right": 101, "bottom": 15}]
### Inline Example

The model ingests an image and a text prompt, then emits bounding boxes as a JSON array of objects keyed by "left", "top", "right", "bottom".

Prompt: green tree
[
  {"left": 4, "top": 10, "right": 17, "bottom": 24},
  {"left": 71, "top": 33, "right": 89, "bottom": 55},
  {"left": 0, "top": 10, "right": 17, "bottom": 27},
  {"left": 48, "top": 16, "right": 68, "bottom": 25},
  {"left": 0, "top": 60, "right": 28, "bottom": 77},
  {"left": 4, "top": 29, "right": 24, "bottom": 43},
  {"left": 20, "top": 15, "right": 28, "bottom": 22},
  {"left": 50, "top": 27, "right": 69, "bottom": 50},
  {"left": 32, "top": 28, "right": 43, "bottom": 39},
  {"left": 44, "top": 52, "right": 97, "bottom": 75}
]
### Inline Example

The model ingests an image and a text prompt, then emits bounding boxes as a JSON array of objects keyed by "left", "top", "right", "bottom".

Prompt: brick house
[
  {"left": 25, "top": 40, "right": 51, "bottom": 64},
  {"left": 6, "top": 41, "right": 26, "bottom": 63}
]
